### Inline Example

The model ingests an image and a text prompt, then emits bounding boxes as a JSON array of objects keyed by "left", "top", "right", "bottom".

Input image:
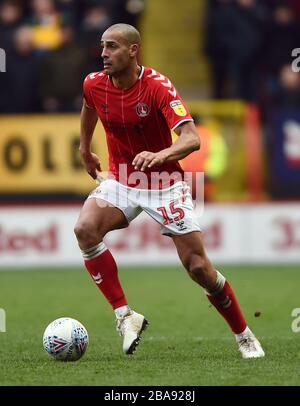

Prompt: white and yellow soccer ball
[{"left": 43, "top": 317, "right": 89, "bottom": 361}]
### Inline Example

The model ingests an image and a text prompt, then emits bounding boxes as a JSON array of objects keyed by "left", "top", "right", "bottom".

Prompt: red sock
[
  {"left": 207, "top": 280, "right": 247, "bottom": 334},
  {"left": 83, "top": 243, "right": 127, "bottom": 309}
]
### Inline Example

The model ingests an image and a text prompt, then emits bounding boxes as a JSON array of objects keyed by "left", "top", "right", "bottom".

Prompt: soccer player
[{"left": 74, "top": 23, "right": 265, "bottom": 358}]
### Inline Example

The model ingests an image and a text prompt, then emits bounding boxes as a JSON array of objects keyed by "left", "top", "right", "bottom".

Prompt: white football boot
[
  {"left": 116, "top": 310, "right": 148, "bottom": 355},
  {"left": 236, "top": 328, "right": 265, "bottom": 359}
]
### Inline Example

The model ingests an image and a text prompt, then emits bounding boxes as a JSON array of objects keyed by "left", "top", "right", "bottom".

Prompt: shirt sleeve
[
  {"left": 155, "top": 78, "right": 193, "bottom": 130},
  {"left": 83, "top": 74, "right": 96, "bottom": 109}
]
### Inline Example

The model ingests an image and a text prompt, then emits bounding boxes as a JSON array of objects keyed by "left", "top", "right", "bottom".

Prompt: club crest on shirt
[
  {"left": 136, "top": 103, "right": 150, "bottom": 117},
  {"left": 170, "top": 100, "right": 187, "bottom": 117}
]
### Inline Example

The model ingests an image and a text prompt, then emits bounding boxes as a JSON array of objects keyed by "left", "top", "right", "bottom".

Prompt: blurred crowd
[
  {"left": 0, "top": 0, "right": 145, "bottom": 113},
  {"left": 205, "top": 0, "right": 300, "bottom": 200},
  {"left": 205, "top": 0, "right": 300, "bottom": 109},
  {"left": 1, "top": 0, "right": 300, "bottom": 115},
  {"left": 0, "top": 0, "right": 299, "bottom": 200}
]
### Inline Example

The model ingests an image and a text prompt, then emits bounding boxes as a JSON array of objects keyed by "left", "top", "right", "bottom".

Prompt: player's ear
[{"left": 129, "top": 43, "right": 139, "bottom": 57}]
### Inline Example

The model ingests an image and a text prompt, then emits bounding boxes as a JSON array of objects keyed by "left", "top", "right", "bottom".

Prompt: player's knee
[{"left": 74, "top": 221, "right": 99, "bottom": 245}]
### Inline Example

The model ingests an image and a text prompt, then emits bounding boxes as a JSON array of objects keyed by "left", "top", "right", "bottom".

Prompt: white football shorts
[{"left": 87, "top": 179, "right": 201, "bottom": 235}]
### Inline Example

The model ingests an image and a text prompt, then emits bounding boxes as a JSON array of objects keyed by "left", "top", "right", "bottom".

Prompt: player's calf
[
  {"left": 205, "top": 271, "right": 265, "bottom": 358},
  {"left": 187, "top": 257, "right": 218, "bottom": 291}
]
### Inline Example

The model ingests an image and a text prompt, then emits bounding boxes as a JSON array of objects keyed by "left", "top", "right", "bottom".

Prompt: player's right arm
[{"left": 80, "top": 81, "right": 101, "bottom": 179}]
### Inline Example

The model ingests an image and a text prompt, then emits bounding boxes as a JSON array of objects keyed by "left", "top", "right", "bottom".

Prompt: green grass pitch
[{"left": 0, "top": 265, "right": 299, "bottom": 386}]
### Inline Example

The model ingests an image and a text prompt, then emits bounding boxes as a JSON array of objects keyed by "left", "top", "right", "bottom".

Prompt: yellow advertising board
[
  {"left": 0, "top": 114, "right": 108, "bottom": 195},
  {"left": 0, "top": 101, "right": 261, "bottom": 201}
]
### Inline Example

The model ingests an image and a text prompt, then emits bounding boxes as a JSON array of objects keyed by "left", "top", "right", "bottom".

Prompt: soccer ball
[{"left": 43, "top": 317, "right": 89, "bottom": 361}]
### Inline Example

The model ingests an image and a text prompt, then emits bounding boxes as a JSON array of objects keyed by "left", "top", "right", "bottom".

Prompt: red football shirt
[{"left": 83, "top": 66, "right": 193, "bottom": 188}]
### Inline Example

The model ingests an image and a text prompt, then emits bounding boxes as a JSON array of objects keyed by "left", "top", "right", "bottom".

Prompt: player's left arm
[{"left": 133, "top": 121, "right": 200, "bottom": 171}]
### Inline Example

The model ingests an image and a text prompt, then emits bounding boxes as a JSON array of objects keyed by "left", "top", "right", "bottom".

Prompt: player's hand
[
  {"left": 80, "top": 152, "right": 101, "bottom": 179},
  {"left": 132, "top": 150, "right": 169, "bottom": 171}
]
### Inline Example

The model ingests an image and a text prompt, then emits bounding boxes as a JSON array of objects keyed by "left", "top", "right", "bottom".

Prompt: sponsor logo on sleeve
[{"left": 170, "top": 100, "right": 187, "bottom": 117}]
